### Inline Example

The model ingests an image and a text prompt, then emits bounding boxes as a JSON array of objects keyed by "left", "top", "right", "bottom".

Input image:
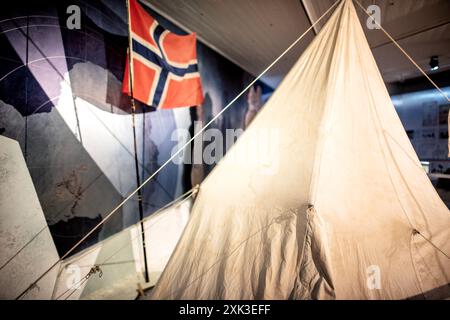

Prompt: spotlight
[{"left": 429, "top": 56, "right": 439, "bottom": 71}]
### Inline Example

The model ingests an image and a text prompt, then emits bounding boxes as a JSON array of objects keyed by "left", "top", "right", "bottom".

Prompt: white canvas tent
[{"left": 151, "top": 0, "right": 450, "bottom": 299}]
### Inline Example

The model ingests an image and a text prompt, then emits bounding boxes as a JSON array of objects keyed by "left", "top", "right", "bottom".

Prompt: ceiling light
[{"left": 429, "top": 56, "right": 439, "bottom": 71}]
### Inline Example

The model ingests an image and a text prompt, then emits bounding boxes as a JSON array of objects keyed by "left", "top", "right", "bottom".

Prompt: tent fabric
[{"left": 151, "top": 0, "right": 450, "bottom": 299}]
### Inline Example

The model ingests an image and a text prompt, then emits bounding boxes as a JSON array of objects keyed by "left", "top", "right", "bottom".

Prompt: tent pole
[{"left": 127, "top": 0, "right": 150, "bottom": 284}]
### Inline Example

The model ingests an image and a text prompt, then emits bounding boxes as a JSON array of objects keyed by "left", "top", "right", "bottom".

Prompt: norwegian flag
[{"left": 123, "top": 0, "right": 204, "bottom": 109}]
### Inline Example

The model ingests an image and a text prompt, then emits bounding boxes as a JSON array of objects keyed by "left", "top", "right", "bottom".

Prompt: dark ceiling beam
[
  {"left": 386, "top": 70, "right": 450, "bottom": 96},
  {"left": 366, "top": 0, "right": 450, "bottom": 49},
  {"left": 298, "top": 0, "right": 316, "bottom": 36},
  {"left": 371, "top": 20, "right": 450, "bottom": 50}
]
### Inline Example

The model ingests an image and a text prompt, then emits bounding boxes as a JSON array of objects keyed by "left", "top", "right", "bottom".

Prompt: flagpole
[
  {"left": 24, "top": 15, "right": 28, "bottom": 162},
  {"left": 126, "top": 0, "right": 150, "bottom": 284}
]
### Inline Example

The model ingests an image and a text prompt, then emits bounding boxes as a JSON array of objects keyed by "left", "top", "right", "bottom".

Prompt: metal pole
[
  {"left": 24, "top": 15, "right": 29, "bottom": 162},
  {"left": 126, "top": 0, "right": 150, "bottom": 283}
]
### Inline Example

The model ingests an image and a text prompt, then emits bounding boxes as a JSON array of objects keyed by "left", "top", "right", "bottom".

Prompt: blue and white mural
[{"left": 0, "top": 0, "right": 271, "bottom": 256}]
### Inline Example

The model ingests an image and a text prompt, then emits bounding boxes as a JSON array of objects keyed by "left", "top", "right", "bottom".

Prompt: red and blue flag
[{"left": 123, "top": 0, "right": 204, "bottom": 109}]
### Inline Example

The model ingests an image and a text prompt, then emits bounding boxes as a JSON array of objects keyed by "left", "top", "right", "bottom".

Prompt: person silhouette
[{"left": 244, "top": 85, "right": 263, "bottom": 129}]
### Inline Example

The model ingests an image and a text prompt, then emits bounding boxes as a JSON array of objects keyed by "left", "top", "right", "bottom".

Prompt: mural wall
[
  {"left": 393, "top": 86, "right": 450, "bottom": 173},
  {"left": 0, "top": 0, "right": 269, "bottom": 256}
]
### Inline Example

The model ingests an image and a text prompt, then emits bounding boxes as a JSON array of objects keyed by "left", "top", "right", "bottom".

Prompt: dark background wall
[{"left": 0, "top": 0, "right": 271, "bottom": 256}]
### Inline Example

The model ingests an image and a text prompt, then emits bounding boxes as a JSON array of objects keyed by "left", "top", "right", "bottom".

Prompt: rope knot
[
  {"left": 193, "top": 184, "right": 200, "bottom": 194},
  {"left": 87, "top": 265, "right": 103, "bottom": 278}
]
